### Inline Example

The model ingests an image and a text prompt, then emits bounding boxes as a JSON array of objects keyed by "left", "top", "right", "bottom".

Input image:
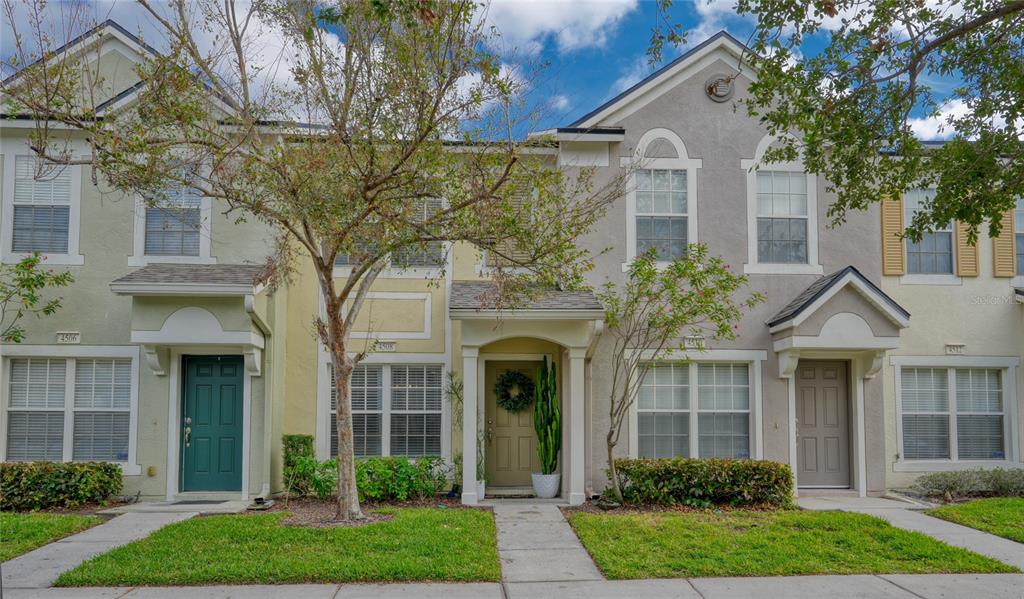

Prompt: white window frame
[
  {"left": 628, "top": 349, "right": 766, "bottom": 460},
  {"left": 899, "top": 188, "right": 961, "bottom": 286},
  {"left": 742, "top": 135, "right": 822, "bottom": 275},
  {"left": 1, "top": 145, "right": 84, "bottom": 265},
  {"left": 333, "top": 198, "right": 450, "bottom": 280},
  {"left": 621, "top": 128, "right": 701, "bottom": 271},
  {"left": 1012, "top": 197, "right": 1024, "bottom": 288},
  {"left": 129, "top": 194, "right": 215, "bottom": 266},
  {"left": 892, "top": 355, "right": 1020, "bottom": 472},
  {"left": 315, "top": 349, "right": 450, "bottom": 462},
  {"left": 0, "top": 345, "right": 141, "bottom": 474}
]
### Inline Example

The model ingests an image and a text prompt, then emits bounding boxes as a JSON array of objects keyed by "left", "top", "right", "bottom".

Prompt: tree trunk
[
  {"left": 607, "top": 431, "right": 622, "bottom": 503},
  {"left": 320, "top": 278, "right": 363, "bottom": 521}
]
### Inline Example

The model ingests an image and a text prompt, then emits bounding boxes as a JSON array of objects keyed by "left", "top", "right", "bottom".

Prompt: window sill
[
  {"left": 898, "top": 274, "right": 962, "bottom": 286},
  {"left": 743, "top": 263, "right": 823, "bottom": 275},
  {"left": 333, "top": 266, "right": 445, "bottom": 280},
  {"left": 3, "top": 252, "right": 84, "bottom": 266},
  {"left": 621, "top": 260, "right": 675, "bottom": 272},
  {"left": 892, "top": 460, "right": 1018, "bottom": 472},
  {"left": 1011, "top": 276, "right": 1024, "bottom": 289},
  {"left": 128, "top": 255, "right": 217, "bottom": 267}
]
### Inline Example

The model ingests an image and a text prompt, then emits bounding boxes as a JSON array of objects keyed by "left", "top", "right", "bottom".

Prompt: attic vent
[{"left": 705, "top": 74, "right": 734, "bottom": 103}]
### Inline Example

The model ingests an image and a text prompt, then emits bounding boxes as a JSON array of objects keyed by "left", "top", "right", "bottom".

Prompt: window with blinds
[
  {"left": 335, "top": 200, "right": 445, "bottom": 269},
  {"left": 636, "top": 169, "right": 688, "bottom": 261},
  {"left": 328, "top": 363, "right": 442, "bottom": 459},
  {"left": 637, "top": 362, "right": 752, "bottom": 460},
  {"left": 144, "top": 186, "right": 202, "bottom": 256},
  {"left": 904, "top": 189, "right": 954, "bottom": 274},
  {"left": 1015, "top": 198, "right": 1023, "bottom": 276},
  {"left": 5, "top": 357, "right": 133, "bottom": 463},
  {"left": 900, "top": 367, "right": 1007, "bottom": 461},
  {"left": 756, "top": 171, "right": 809, "bottom": 264},
  {"left": 12, "top": 156, "right": 72, "bottom": 253}
]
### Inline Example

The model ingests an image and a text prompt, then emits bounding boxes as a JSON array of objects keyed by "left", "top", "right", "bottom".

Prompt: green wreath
[{"left": 494, "top": 370, "right": 535, "bottom": 413}]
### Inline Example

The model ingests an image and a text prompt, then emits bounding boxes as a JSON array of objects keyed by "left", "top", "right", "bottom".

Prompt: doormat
[{"left": 172, "top": 500, "right": 228, "bottom": 505}]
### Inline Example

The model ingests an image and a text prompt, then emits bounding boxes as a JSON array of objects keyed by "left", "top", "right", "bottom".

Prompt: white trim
[
  {"left": 450, "top": 309, "right": 604, "bottom": 321},
  {"left": 129, "top": 306, "right": 265, "bottom": 349},
  {"left": 128, "top": 195, "right": 216, "bottom": 266},
  {"left": 892, "top": 360, "right": 1018, "bottom": 468},
  {"left": 742, "top": 135, "right": 822, "bottom": 275},
  {"left": 1, "top": 144, "right": 85, "bottom": 265},
  {"left": 627, "top": 350, "right": 767, "bottom": 461},
  {"left": 0, "top": 346, "right": 142, "bottom": 475},
  {"left": 111, "top": 282, "right": 255, "bottom": 296},
  {"left": 774, "top": 335, "right": 900, "bottom": 352},
  {"left": 347, "top": 292, "right": 432, "bottom": 340},
  {"left": 575, "top": 37, "right": 752, "bottom": 128},
  {"left": 332, "top": 264, "right": 447, "bottom": 280},
  {"left": 620, "top": 128, "right": 701, "bottom": 270},
  {"left": 165, "top": 349, "right": 253, "bottom": 500},
  {"left": 768, "top": 271, "right": 911, "bottom": 332},
  {"left": 554, "top": 131, "right": 624, "bottom": 142}
]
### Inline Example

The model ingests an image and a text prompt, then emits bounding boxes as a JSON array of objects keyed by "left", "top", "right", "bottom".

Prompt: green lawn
[
  {"left": 927, "top": 498, "right": 1024, "bottom": 544},
  {"left": 56, "top": 507, "right": 499, "bottom": 586},
  {"left": 1, "top": 512, "right": 101, "bottom": 561},
  {"left": 568, "top": 509, "right": 1017, "bottom": 578}
]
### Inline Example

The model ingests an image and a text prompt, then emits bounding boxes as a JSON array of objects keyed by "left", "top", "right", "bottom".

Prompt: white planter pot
[
  {"left": 476, "top": 480, "right": 486, "bottom": 501},
  {"left": 532, "top": 473, "right": 560, "bottom": 499}
]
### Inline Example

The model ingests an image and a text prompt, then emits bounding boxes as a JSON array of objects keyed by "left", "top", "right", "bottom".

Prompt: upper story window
[
  {"left": 144, "top": 186, "right": 202, "bottom": 257},
  {"left": 335, "top": 199, "right": 446, "bottom": 272},
  {"left": 12, "top": 156, "right": 71, "bottom": 254},
  {"left": 756, "top": 171, "right": 808, "bottom": 264},
  {"left": 636, "top": 169, "right": 688, "bottom": 261},
  {"left": 904, "top": 189, "right": 953, "bottom": 275},
  {"left": 1015, "top": 198, "right": 1023, "bottom": 276},
  {"left": 743, "top": 135, "right": 822, "bottom": 275},
  {"left": 622, "top": 128, "right": 700, "bottom": 268}
]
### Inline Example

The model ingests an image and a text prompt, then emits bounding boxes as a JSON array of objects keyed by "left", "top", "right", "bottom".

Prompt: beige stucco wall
[{"left": 881, "top": 234, "right": 1024, "bottom": 489}]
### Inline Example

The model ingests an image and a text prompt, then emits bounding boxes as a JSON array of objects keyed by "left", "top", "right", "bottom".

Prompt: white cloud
[
  {"left": 688, "top": 0, "right": 740, "bottom": 46},
  {"left": 908, "top": 99, "right": 970, "bottom": 140},
  {"left": 611, "top": 58, "right": 649, "bottom": 94},
  {"left": 484, "top": 0, "right": 637, "bottom": 55},
  {"left": 549, "top": 94, "right": 571, "bottom": 111}
]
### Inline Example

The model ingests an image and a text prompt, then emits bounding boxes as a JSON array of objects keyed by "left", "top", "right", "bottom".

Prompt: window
[
  {"left": 905, "top": 189, "right": 953, "bottom": 275},
  {"left": 1015, "top": 198, "right": 1023, "bottom": 276},
  {"left": 900, "top": 367, "right": 1007, "bottom": 461},
  {"left": 5, "top": 357, "right": 133, "bottom": 463},
  {"left": 756, "top": 171, "right": 808, "bottom": 264},
  {"left": 637, "top": 362, "right": 751, "bottom": 460},
  {"left": 336, "top": 199, "right": 445, "bottom": 271},
  {"left": 144, "top": 185, "right": 202, "bottom": 256},
  {"left": 12, "top": 156, "right": 71, "bottom": 254},
  {"left": 328, "top": 363, "right": 442, "bottom": 458},
  {"left": 635, "top": 169, "right": 687, "bottom": 261}
]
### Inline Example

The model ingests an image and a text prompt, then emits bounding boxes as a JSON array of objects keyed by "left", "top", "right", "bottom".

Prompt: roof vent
[{"left": 705, "top": 74, "right": 734, "bottom": 103}]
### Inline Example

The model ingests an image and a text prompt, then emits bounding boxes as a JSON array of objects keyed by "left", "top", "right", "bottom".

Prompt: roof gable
[
  {"left": 767, "top": 266, "right": 910, "bottom": 332},
  {"left": 570, "top": 31, "right": 754, "bottom": 129}
]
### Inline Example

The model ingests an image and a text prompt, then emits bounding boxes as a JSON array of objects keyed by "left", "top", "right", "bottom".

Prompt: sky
[{"left": 0, "top": 0, "right": 960, "bottom": 139}]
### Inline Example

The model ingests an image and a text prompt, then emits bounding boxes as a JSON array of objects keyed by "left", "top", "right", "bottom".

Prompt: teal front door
[{"left": 181, "top": 355, "right": 243, "bottom": 492}]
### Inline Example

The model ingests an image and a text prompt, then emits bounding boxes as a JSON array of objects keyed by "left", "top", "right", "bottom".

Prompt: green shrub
[
  {"left": 913, "top": 468, "right": 1024, "bottom": 499},
  {"left": 290, "top": 456, "right": 338, "bottom": 499},
  {"left": 610, "top": 458, "right": 792, "bottom": 508},
  {"left": 282, "top": 434, "right": 316, "bottom": 495},
  {"left": 0, "top": 462, "right": 123, "bottom": 511},
  {"left": 356, "top": 456, "right": 447, "bottom": 502}
]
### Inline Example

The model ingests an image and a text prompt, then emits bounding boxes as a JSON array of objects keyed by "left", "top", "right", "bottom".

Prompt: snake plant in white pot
[{"left": 532, "top": 357, "right": 561, "bottom": 498}]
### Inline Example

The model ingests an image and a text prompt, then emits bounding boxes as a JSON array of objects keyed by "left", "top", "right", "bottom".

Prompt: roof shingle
[
  {"left": 111, "top": 263, "right": 265, "bottom": 287},
  {"left": 766, "top": 265, "right": 909, "bottom": 328},
  {"left": 449, "top": 281, "right": 603, "bottom": 311}
]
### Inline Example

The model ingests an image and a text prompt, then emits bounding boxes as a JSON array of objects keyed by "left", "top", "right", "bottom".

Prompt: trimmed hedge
[
  {"left": 611, "top": 458, "right": 793, "bottom": 508},
  {"left": 0, "top": 462, "right": 123, "bottom": 511},
  {"left": 912, "top": 468, "right": 1024, "bottom": 499},
  {"left": 357, "top": 456, "right": 447, "bottom": 502}
]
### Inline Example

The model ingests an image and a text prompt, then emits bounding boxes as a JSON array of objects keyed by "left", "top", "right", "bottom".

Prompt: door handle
[{"left": 184, "top": 426, "right": 191, "bottom": 448}]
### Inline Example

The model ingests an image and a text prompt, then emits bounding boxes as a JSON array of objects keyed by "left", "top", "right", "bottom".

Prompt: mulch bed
[
  {"left": 265, "top": 495, "right": 477, "bottom": 528},
  {"left": 36, "top": 500, "right": 128, "bottom": 516}
]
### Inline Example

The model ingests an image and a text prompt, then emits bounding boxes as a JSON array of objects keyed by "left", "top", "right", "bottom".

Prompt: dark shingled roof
[
  {"left": 766, "top": 266, "right": 909, "bottom": 328},
  {"left": 449, "top": 281, "right": 603, "bottom": 311},
  {"left": 111, "top": 263, "right": 265, "bottom": 287}
]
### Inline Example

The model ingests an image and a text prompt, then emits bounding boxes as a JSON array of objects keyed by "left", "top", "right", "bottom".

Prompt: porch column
[
  {"left": 568, "top": 347, "right": 586, "bottom": 505},
  {"left": 461, "top": 346, "right": 480, "bottom": 505}
]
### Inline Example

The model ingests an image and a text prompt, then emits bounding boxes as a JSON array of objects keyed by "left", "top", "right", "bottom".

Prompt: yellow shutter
[
  {"left": 993, "top": 209, "right": 1017, "bottom": 277},
  {"left": 954, "top": 222, "right": 979, "bottom": 277},
  {"left": 486, "top": 184, "right": 532, "bottom": 268},
  {"left": 880, "top": 195, "right": 905, "bottom": 276}
]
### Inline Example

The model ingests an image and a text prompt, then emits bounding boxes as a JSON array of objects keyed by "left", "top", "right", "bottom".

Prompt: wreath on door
[{"left": 494, "top": 370, "right": 535, "bottom": 413}]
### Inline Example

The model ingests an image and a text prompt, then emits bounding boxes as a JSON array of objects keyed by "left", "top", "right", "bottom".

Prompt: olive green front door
[
  {"left": 181, "top": 355, "right": 243, "bottom": 492},
  {"left": 485, "top": 361, "right": 541, "bottom": 487}
]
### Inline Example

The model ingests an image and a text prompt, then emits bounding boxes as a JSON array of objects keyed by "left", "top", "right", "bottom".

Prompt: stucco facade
[{"left": 1, "top": 24, "right": 1020, "bottom": 504}]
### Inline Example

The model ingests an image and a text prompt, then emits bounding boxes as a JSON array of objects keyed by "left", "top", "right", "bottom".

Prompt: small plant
[
  {"left": 290, "top": 456, "right": 338, "bottom": 500},
  {"left": 913, "top": 468, "right": 1024, "bottom": 500},
  {"left": 534, "top": 357, "right": 560, "bottom": 475},
  {"left": 282, "top": 434, "right": 316, "bottom": 497},
  {"left": 356, "top": 456, "right": 447, "bottom": 502},
  {"left": 610, "top": 457, "right": 792, "bottom": 508},
  {"left": 0, "top": 462, "right": 123, "bottom": 511}
]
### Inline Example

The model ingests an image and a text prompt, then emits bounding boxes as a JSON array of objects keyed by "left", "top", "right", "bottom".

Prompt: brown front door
[
  {"left": 485, "top": 361, "right": 540, "bottom": 487},
  {"left": 797, "top": 361, "right": 851, "bottom": 488}
]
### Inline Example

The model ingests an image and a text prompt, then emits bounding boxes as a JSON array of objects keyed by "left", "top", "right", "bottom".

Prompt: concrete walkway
[
  {"left": 797, "top": 495, "right": 1024, "bottom": 570},
  {"left": 2, "top": 511, "right": 197, "bottom": 590},
  {"left": 5, "top": 575, "right": 1024, "bottom": 599},
  {"left": 491, "top": 502, "right": 604, "bottom": 583}
]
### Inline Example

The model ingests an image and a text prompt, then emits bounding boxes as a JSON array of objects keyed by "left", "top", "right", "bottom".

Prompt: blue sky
[{"left": 0, "top": 0, "right": 958, "bottom": 138}]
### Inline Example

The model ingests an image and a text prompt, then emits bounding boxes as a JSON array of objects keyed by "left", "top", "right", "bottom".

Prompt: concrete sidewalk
[
  {"left": 5, "top": 574, "right": 1024, "bottom": 599},
  {"left": 2, "top": 511, "right": 196, "bottom": 590},
  {"left": 491, "top": 502, "right": 603, "bottom": 583},
  {"left": 797, "top": 495, "right": 1024, "bottom": 570}
]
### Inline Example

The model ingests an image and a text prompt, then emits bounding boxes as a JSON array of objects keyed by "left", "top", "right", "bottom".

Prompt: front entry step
[{"left": 486, "top": 486, "right": 536, "bottom": 498}]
